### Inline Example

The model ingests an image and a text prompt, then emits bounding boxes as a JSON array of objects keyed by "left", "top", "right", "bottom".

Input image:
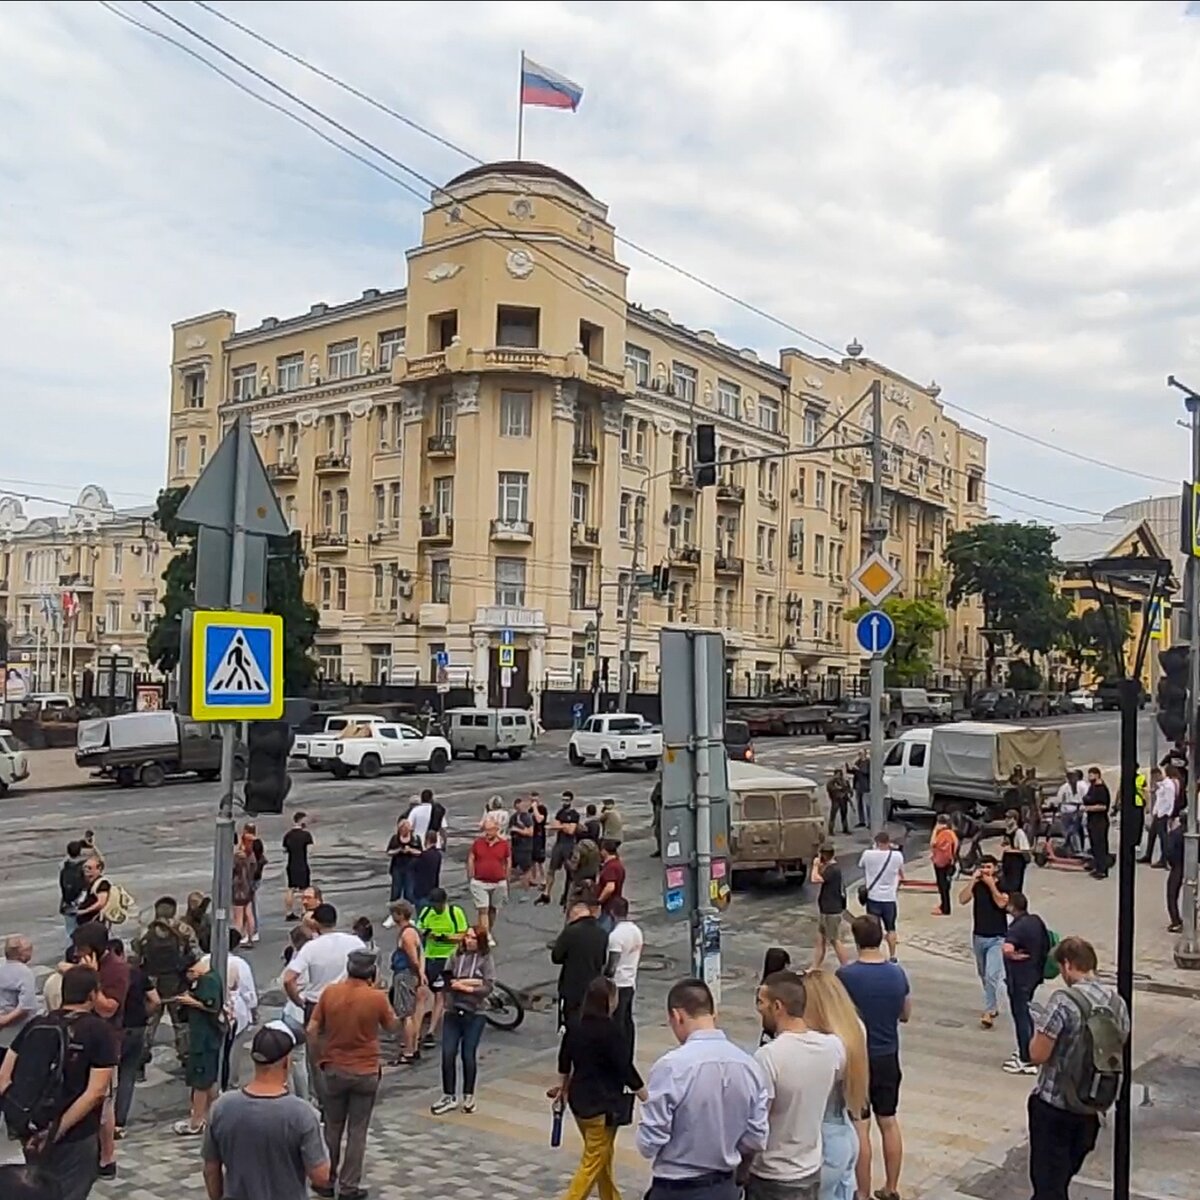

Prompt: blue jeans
[
  {"left": 972, "top": 934, "right": 1006, "bottom": 1013},
  {"left": 819, "top": 1109, "right": 860, "bottom": 1200},
  {"left": 1061, "top": 811, "right": 1083, "bottom": 856},
  {"left": 441, "top": 1008, "right": 486, "bottom": 1097}
]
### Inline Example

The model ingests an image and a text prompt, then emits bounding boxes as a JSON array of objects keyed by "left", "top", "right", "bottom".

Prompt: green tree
[
  {"left": 147, "top": 486, "right": 319, "bottom": 691},
  {"left": 943, "top": 522, "right": 1067, "bottom": 685},
  {"left": 1059, "top": 606, "right": 1132, "bottom": 685},
  {"left": 845, "top": 592, "right": 950, "bottom": 686}
]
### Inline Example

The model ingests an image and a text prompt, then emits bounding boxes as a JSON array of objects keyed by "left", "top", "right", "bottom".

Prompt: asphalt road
[{"left": 0, "top": 709, "right": 1153, "bottom": 1114}]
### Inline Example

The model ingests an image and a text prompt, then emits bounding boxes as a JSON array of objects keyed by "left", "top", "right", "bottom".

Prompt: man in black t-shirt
[
  {"left": 812, "top": 845, "right": 848, "bottom": 968},
  {"left": 536, "top": 791, "right": 579, "bottom": 906},
  {"left": 958, "top": 856, "right": 1010, "bottom": 1029},
  {"left": 0, "top": 966, "right": 118, "bottom": 1200},
  {"left": 1002, "top": 891, "right": 1048, "bottom": 1074},
  {"left": 282, "top": 812, "right": 314, "bottom": 923}
]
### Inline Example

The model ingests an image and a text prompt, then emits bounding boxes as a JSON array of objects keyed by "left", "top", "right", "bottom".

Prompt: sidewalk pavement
[{"left": 19, "top": 836, "right": 1200, "bottom": 1200}]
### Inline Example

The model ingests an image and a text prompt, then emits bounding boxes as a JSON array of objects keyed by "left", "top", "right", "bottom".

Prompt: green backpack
[{"left": 1043, "top": 928, "right": 1061, "bottom": 981}]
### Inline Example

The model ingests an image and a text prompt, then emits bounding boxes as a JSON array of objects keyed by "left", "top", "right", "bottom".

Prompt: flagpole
[{"left": 517, "top": 50, "right": 525, "bottom": 160}]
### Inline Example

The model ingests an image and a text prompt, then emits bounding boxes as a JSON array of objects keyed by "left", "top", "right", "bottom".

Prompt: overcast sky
[{"left": 3, "top": 0, "right": 1198, "bottom": 526}]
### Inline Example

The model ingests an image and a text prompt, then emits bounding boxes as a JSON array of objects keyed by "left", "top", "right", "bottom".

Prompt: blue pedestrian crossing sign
[
  {"left": 855, "top": 609, "right": 896, "bottom": 657},
  {"left": 190, "top": 610, "right": 283, "bottom": 721}
]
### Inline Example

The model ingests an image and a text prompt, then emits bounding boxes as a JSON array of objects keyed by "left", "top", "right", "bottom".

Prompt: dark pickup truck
[
  {"left": 823, "top": 698, "right": 901, "bottom": 742},
  {"left": 1094, "top": 680, "right": 1149, "bottom": 711}
]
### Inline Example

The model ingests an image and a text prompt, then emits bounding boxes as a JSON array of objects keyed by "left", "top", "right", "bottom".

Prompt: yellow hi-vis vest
[{"left": 1134, "top": 771, "right": 1147, "bottom": 808}]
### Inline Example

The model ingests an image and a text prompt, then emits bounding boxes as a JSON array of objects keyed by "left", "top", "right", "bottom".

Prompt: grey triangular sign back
[{"left": 176, "top": 425, "right": 289, "bottom": 538}]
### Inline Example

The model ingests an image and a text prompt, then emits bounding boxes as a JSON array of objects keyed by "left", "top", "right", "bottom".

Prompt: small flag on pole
[{"left": 520, "top": 56, "right": 584, "bottom": 111}]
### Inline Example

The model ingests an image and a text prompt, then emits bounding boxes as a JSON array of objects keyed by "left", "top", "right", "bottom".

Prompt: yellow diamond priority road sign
[{"left": 850, "top": 552, "right": 902, "bottom": 607}]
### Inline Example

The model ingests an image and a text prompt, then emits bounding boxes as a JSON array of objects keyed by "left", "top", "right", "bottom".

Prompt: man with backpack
[
  {"left": 0, "top": 965, "right": 118, "bottom": 1200},
  {"left": 414, "top": 887, "right": 469, "bottom": 1050},
  {"left": 133, "top": 897, "right": 198, "bottom": 1070},
  {"left": 58, "top": 841, "right": 88, "bottom": 950},
  {"left": 1027, "top": 935, "right": 1130, "bottom": 1199}
]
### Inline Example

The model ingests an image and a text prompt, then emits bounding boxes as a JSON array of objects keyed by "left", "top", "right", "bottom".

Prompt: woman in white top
[{"left": 802, "top": 969, "right": 870, "bottom": 1200}]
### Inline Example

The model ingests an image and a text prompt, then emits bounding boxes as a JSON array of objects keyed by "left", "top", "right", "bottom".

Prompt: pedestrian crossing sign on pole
[{"left": 189, "top": 610, "right": 283, "bottom": 721}]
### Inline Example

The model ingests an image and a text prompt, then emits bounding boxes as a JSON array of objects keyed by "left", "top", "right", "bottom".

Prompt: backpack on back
[
  {"left": 101, "top": 883, "right": 136, "bottom": 926},
  {"left": 58, "top": 860, "right": 85, "bottom": 912},
  {"left": 1, "top": 1013, "right": 77, "bottom": 1140},
  {"left": 1058, "top": 986, "right": 1126, "bottom": 1114},
  {"left": 1043, "top": 928, "right": 1062, "bottom": 981},
  {"left": 140, "top": 919, "right": 185, "bottom": 979}
]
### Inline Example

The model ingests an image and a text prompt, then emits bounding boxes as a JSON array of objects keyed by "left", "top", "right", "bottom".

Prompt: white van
[
  {"left": 882, "top": 728, "right": 935, "bottom": 813},
  {"left": 0, "top": 728, "right": 30, "bottom": 792}
]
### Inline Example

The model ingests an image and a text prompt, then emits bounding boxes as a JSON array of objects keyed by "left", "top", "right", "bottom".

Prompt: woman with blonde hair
[{"left": 800, "top": 969, "right": 868, "bottom": 1200}]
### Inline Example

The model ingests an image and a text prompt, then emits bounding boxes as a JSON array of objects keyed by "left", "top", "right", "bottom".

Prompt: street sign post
[
  {"left": 498, "top": 646, "right": 515, "bottom": 669},
  {"left": 501, "top": 628, "right": 514, "bottom": 647},
  {"left": 435, "top": 650, "right": 450, "bottom": 668},
  {"left": 660, "top": 628, "right": 730, "bottom": 1005},
  {"left": 176, "top": 413, "right": 288, "bottom": 997},
  {"left": 855, "top": 609, "right": 896, "bottom": 657}
]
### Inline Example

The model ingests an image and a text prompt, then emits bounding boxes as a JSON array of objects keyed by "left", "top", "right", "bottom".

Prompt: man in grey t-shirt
[
  {"left": 0, "top": 936, "right": 38, "bottom": 1050},
  {"left": 202, "top": 1022, "right": 330, "bottom": 1200}
]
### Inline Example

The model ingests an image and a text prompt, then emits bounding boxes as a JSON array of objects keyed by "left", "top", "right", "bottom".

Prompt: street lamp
[
  {"left": 1084, "top": 550, "right": 1171, "bottom": 1200},
  {"left": 107, "top": 642, "right": 121, "bottom": 717}
]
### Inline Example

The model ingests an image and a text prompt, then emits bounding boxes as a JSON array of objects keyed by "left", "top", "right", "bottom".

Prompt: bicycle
[{"left": 484, "top": 981, "right": 525, "bottom": 1031}]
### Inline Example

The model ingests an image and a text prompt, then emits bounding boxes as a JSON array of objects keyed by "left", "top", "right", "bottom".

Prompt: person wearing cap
[
  {"left": 202, "top": 1021, "right": 331, "bottom": 1200},
  {"left": 307, "top": 949, "right": 397, "bottom": 1200}
]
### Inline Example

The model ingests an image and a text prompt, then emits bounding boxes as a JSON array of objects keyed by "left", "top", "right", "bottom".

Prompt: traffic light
[
  {"left": 244, "top": 719, "right": 292, "bottom": 815},
  {"left": 652, "top": 564, "right": 671, "bottom": 596},
  {"left": 1157, "top": 643, "right": 1190, "bottom": 743},
  {"left": 694, "top": 424, "right": 717, "bottom": 488}
]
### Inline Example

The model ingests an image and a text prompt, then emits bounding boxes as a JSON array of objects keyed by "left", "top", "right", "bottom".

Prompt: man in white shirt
[
  {"left": 224, "top": 930, "right": 259, "bottom": 1089},
  {"left": 745, "top": 970, "right": 843, "bottom": 1200},
  {"left": 1140, "top": 766, "right": 1176, "bottom": 867},
  {"left": 0, "top": 936, "right": 38, "bottom": 1051},
  {"left": 605, "top": 897, "right": 643, "bottom": 1057},
  {"left": 859, "top": 833, "right": 904, "bottom": 960},
  {"left": 282, "top": 904, "right": 363, "bottom": 1107},
  {"left": 1054, "top": 769, "right": 1087, "bottom": 856}
]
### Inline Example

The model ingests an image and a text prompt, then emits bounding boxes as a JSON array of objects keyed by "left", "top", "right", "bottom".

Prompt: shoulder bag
[{"left": 857, "top": 850, "right": 897, "bottom": 908}]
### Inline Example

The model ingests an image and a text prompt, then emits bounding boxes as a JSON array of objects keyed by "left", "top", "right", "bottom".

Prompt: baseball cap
[{"left": 250, "top": 1020, "right": 302, "bottom": 1065}]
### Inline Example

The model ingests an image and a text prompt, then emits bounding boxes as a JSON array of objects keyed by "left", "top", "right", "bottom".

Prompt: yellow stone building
[
  {"left": 166, "top": 161, "right": 988, "bottom": 705},
  {"left": 0, "top": 488, "right": 161, "bottom": 695}
]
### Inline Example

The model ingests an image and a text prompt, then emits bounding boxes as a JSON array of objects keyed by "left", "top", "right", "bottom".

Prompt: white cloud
[{"left": 1, "top": 0, "right": 1197, "bottom": 521}]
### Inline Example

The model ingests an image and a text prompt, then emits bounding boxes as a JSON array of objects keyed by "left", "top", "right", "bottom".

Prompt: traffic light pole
[{"left": 1178, "top": 387, "right": 1200, "bottom": 969}]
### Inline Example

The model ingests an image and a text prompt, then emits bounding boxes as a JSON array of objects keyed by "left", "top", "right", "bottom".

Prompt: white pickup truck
[
  {"left": 292, "top": 713, "right": 388, "bottom": 768},
  {"left": 568, "top": 714, "right": 662, "bottom": 771},
  {"left": 307, "top": 721, "right": 452, "bottom": 779}
]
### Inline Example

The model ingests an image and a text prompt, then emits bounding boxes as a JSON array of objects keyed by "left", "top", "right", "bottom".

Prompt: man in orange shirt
[{"left": 307, "top": 950, "right": 397, "bottom": 1200}]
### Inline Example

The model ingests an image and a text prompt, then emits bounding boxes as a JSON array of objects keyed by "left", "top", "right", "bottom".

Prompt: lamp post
[
  {"left": 107, "top": 642, "right": 121, "bottom": 716},
  {"left": 1085, "top": 552, "right": 1171, "bottom": 1200}
]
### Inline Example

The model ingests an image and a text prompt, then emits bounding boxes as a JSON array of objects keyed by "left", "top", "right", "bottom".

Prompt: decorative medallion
[
  {"left": 506, "top": 249, "right": 535, "bottom": 279},
  {"left": 509, "top": 195, "right": 535, "bottom": 220},
  {"left": 348, "top": 398, "right": 372, "bottom": 419},
  {"left": 185, "top": 334, "right": 206, "bottom": 350},
  {"left": 297, "top": 408, "right": 319, "bottom": 427}
]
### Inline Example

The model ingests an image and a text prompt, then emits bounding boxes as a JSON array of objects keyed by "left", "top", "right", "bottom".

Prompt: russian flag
[{"left": 520, "top": 57, "right": 584, "bottom": 111}]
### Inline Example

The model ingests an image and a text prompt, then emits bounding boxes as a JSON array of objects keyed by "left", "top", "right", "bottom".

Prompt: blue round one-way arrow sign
[{"left": 855, "top": 609, "right": 896, "bottom": 656}]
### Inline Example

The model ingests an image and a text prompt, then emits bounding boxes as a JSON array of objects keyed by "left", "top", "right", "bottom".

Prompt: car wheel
[
  {"left": 825, "top": 734, "right": 835, "bottom": 743},
  {"left": 428, "top": 749, "right": 449, "bottom": 774},
  {"left": 568, "top": 745, "right": 582, "bottom": 766},
  {"left": 474, "top": 745, "right": 490, "bottom": 762},
  {"left": 600, "top": 750, "right": 614, "bottom": 772},
  {"left": 508, "top": 748, "right": 523, "bottom": 760},
  {"left": 140, "top": 762, "right": 166, "bottom": 789},
  {"left": 359, "top": 754, "right": 382, "bottom": 780},
  {"left": 330, "top": 762, "right": 351, "bottom": 780},
  {"left": 644, "top": 758, "right": 658, "bottom": 772}
]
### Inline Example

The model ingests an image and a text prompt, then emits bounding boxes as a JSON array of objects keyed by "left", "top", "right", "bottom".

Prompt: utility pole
[
  {"left": 1171, "top": 376, "right": 1200, "bottom": 969},
  {"left": 867, "top": 379, "right": 887, "bottom": 833},
  {"left": 619, "top": 506, "right": 643, "bottom": 711}
]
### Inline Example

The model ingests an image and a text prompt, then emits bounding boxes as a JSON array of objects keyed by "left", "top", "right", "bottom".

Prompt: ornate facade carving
[
  {"left": 184, "top": 334, "right": 206, "bottom": 350},
  {"left": 360, "top": 341, "right": 374, "bottom": 371},
  {"left": 308, "top": 355, "right": 320, "bottom": 383},
  {"left": 297, "top": 408, "right": 319, "bottom": 427},
  {"left": 348, "top": 398, "right": 372, "bottom": 419},
  {"left": 400, "top": 384, "right": 426, "bottom": 421},
  {"left": 578, "top": 273, "right": 604, "bottom": 294},
  {"left": 425, "top": 262, "right": 463, "bottom": 283},
  {"left": 260, "top": 365, "right": 271, "bottom": 392},
  {"left": 601, "top": 396, "right": 625, "bottom": 436},
  {"left": 553, "top": 381, "right": 579, "bottom": 422},
  {"left": 508, "top": 195, "right": 535, "bottom": 221},
  {"left": 453, "top": 374, "right": 481, "bottom": 415}
]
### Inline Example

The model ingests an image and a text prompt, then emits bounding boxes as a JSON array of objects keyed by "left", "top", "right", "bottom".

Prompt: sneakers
[
  {"left": 980, "top": 1011, "right": 996, "bottom": 1029},
  {"left": 430, "top": 1095, "right": 458, "bottom": 1115},
  {"left": 382, "top": 915, "right": 396, "bottom": 929},
  {"left": 97, "top": 1163, "right": 117, "bottom": 1180},
  {"left": 1002, "top": 1056, "right": 1037, "bottom": 1075},
  {"left": 172, "top": 1120, "right": 205, "bottom": 1136},
  {"left": 462, "top": 1094, "right": 477, "bottom": 1114}
]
